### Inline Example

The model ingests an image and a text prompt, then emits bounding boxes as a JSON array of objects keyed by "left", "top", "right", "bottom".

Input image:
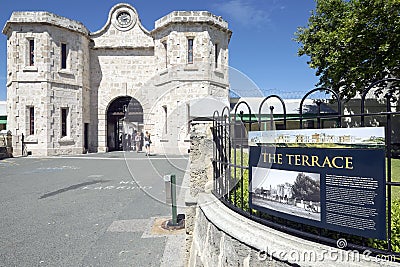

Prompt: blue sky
[{"left": 0, "top": 0, "right": 318, "bottom": 100}]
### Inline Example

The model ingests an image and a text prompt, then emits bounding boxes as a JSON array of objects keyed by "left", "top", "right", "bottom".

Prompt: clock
[
  {"left": 112, "top": 8, "right": 136, "bottom": 31},
  {"left": 117, "top": 12, "right": 131, "bottom": 27}
]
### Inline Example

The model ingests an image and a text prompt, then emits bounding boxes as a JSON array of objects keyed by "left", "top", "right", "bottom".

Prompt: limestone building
[{"left": 2, "top": 3, "right": 231, "bottom": 156}]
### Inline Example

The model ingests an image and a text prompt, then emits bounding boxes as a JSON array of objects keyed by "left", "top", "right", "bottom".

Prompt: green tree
[
  {"left": 295, "top": 0, "right": 400, "bottom": 99},
  {"left": 292, "top": 173, "right": 320, "bottom": 202}
]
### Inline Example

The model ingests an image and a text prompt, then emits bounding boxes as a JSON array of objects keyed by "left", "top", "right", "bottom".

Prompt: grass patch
[
  {"left": 369, "top": 158, "right": 400, "bottom": 252},
  {"left": 391, "top": 158, "right": 400, "bottom": 201},
  {"left": 229, "top": 150, "right": 249, "bottom": 211}
]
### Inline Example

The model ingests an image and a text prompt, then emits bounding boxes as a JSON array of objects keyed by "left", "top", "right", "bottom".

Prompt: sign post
[
  {"left": 164, "top": 174, "right": 178, "bottom": 226},
  {"left": 170, "top": 174, "right": 178, "bottom": 225}
]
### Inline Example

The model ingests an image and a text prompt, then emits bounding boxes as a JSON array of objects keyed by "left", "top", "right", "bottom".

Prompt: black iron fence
[{"left": 212, "top": 78, "right": 400, "bottom": 256}]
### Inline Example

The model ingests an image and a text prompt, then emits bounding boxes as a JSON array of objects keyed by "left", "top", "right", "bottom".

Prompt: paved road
[{"left": 0, "top": 152, "right": 189, "bottom": 267}]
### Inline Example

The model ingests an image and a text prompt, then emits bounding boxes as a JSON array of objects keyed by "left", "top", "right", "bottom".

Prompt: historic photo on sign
[
  {"left": 248, "top": 126, "right": 385, "bottom": 148},
  {"left": 251, "top": 167, "right": 321, "bottom": 221}
]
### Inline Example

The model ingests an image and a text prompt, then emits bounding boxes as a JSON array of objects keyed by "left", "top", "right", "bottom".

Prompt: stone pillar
[
  {"left": 97, "top": 114, "right": 108, "bottom": 152},
  {"left": 6, "top": 132, "right": 13, "bottom": 157},
  {"left": 185, "top": 120, "right": 214, "bottom": 265},
  {"left": 11, "top": 134, "right": 23, "bottom": 157},
  {"left": 189, "top": 122, "right": 214, "bottom": 197}
]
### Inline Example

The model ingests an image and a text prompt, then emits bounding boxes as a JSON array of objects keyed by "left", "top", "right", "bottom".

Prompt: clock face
[{"left": 117, "top": 12, "right": 131, "bottom": 26}]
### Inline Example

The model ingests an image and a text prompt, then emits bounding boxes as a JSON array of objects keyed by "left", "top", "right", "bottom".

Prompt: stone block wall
[
  {"left": 89, "top": 47, "right": 156, "bottom": 152},
  {"left": 3, "top": 12, "right": 90, "bottom": 156},
  {"left": 189, "top": 193, "right": 400, "bottom": 267},
  {"left": 185, "top": 121, "right": 214, "bottom": 265},
  {"left": 3, "top": 3, "right": 231, "bottom": 156},
  {"left": 188, "top": 121, "right": 214, "bottom": 198},
  {"left": 154, "top": 11, "right": 229, "bottom": 30}
]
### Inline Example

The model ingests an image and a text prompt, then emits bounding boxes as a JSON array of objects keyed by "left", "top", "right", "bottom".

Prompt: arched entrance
[{"left": 106, "top": 96, "right": 143, "bottom": 151}]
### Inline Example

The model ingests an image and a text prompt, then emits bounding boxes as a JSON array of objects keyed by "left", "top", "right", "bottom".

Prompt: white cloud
[{"left": 213, "top": 0, "right": 283, "bottom": 28}]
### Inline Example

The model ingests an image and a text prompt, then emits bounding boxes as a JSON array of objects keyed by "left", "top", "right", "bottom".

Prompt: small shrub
[{"left": 368, "top": 200, "right": 400, "bottom": 252}]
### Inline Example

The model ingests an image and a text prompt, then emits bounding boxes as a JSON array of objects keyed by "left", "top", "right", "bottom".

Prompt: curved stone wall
[{"left": 188, "top": 193, "right": 399, "bottom": 267}]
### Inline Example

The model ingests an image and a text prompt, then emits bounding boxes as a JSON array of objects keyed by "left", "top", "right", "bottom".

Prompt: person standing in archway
[
  {"left": 127, "top": 133, "right": 132, "bottom": 151},
  {"left": 144, "top": 131, "right": 151, "bottom": 156},
  {"left": 140, "top": 131, "right": 144, "bottom": 151},
  {"left": 135, "top": 132, "right": 141, "bottom": 152}
]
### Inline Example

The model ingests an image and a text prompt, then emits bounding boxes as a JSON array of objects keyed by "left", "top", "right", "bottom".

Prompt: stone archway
[{"left": 106, "top": 96, "right": 143, "bottom": 151}]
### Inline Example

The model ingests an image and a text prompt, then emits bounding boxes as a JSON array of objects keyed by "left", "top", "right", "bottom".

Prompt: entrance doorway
[
  {"left": 84, "top": 123, "right": 89, "bottom": 152},
  {"left": 106, "top": 96, "right": 143, "bottom": 151}
]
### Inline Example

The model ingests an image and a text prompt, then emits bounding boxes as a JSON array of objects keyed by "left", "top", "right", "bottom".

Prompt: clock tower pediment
[{"left": 90, "top": 3, "right": 153, "bottom": 49}]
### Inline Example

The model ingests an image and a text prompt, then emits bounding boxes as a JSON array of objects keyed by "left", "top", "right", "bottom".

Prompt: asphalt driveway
[{"left": 0, "top": 152, "right": 188, "bottom": 266}]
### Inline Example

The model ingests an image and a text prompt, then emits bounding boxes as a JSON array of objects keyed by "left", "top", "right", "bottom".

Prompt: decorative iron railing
[{"left": 212, "top": 78, "right": 400, "bottom": 257}]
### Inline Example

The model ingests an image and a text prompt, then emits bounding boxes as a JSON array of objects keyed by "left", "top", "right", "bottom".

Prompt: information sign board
[{"left": 248, "top": 127, "right": 386, "bottom": 239}]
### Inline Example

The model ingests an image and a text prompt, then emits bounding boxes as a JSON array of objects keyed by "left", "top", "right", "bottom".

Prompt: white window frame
[{"left": 61, "top": 107, "right": 70, "bottom": 137}]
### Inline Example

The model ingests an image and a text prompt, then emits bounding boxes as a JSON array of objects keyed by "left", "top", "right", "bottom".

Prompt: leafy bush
[{"left": 368, "top": 200, "right": 400, "bottom": 252}]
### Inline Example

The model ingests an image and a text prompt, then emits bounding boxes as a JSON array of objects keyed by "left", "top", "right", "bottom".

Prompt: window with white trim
[
  {"left": 61, "top": 108, "right": 69, "bottom": 137},
  {"left": 215, "top": 43, "right": 219, "bottom": 68},
  {"left": 163, "top": 41, "right": 168, "bottom": 68},
  {"left": 163, "top": 105, "right": 168, "bottom": 134},
  {"left": 28, "top": 39, "right": 35, "bottom": 66},
  {"left": 186, "top": 103, "right": 190, "bottom": 134},
  {"left": 61, "top": 43, "right": 67, "bottom": 69},
  {"left": 187, "top": 38, "right": 194, "bottom": 64},
  {"left": 28, "top": 106, "right": 34, "bottom": 135}
]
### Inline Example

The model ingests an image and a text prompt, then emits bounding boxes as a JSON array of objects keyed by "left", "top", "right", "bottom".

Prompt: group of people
[{"left": 121, "top": 130, "right": 151, "bottom": 156}]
